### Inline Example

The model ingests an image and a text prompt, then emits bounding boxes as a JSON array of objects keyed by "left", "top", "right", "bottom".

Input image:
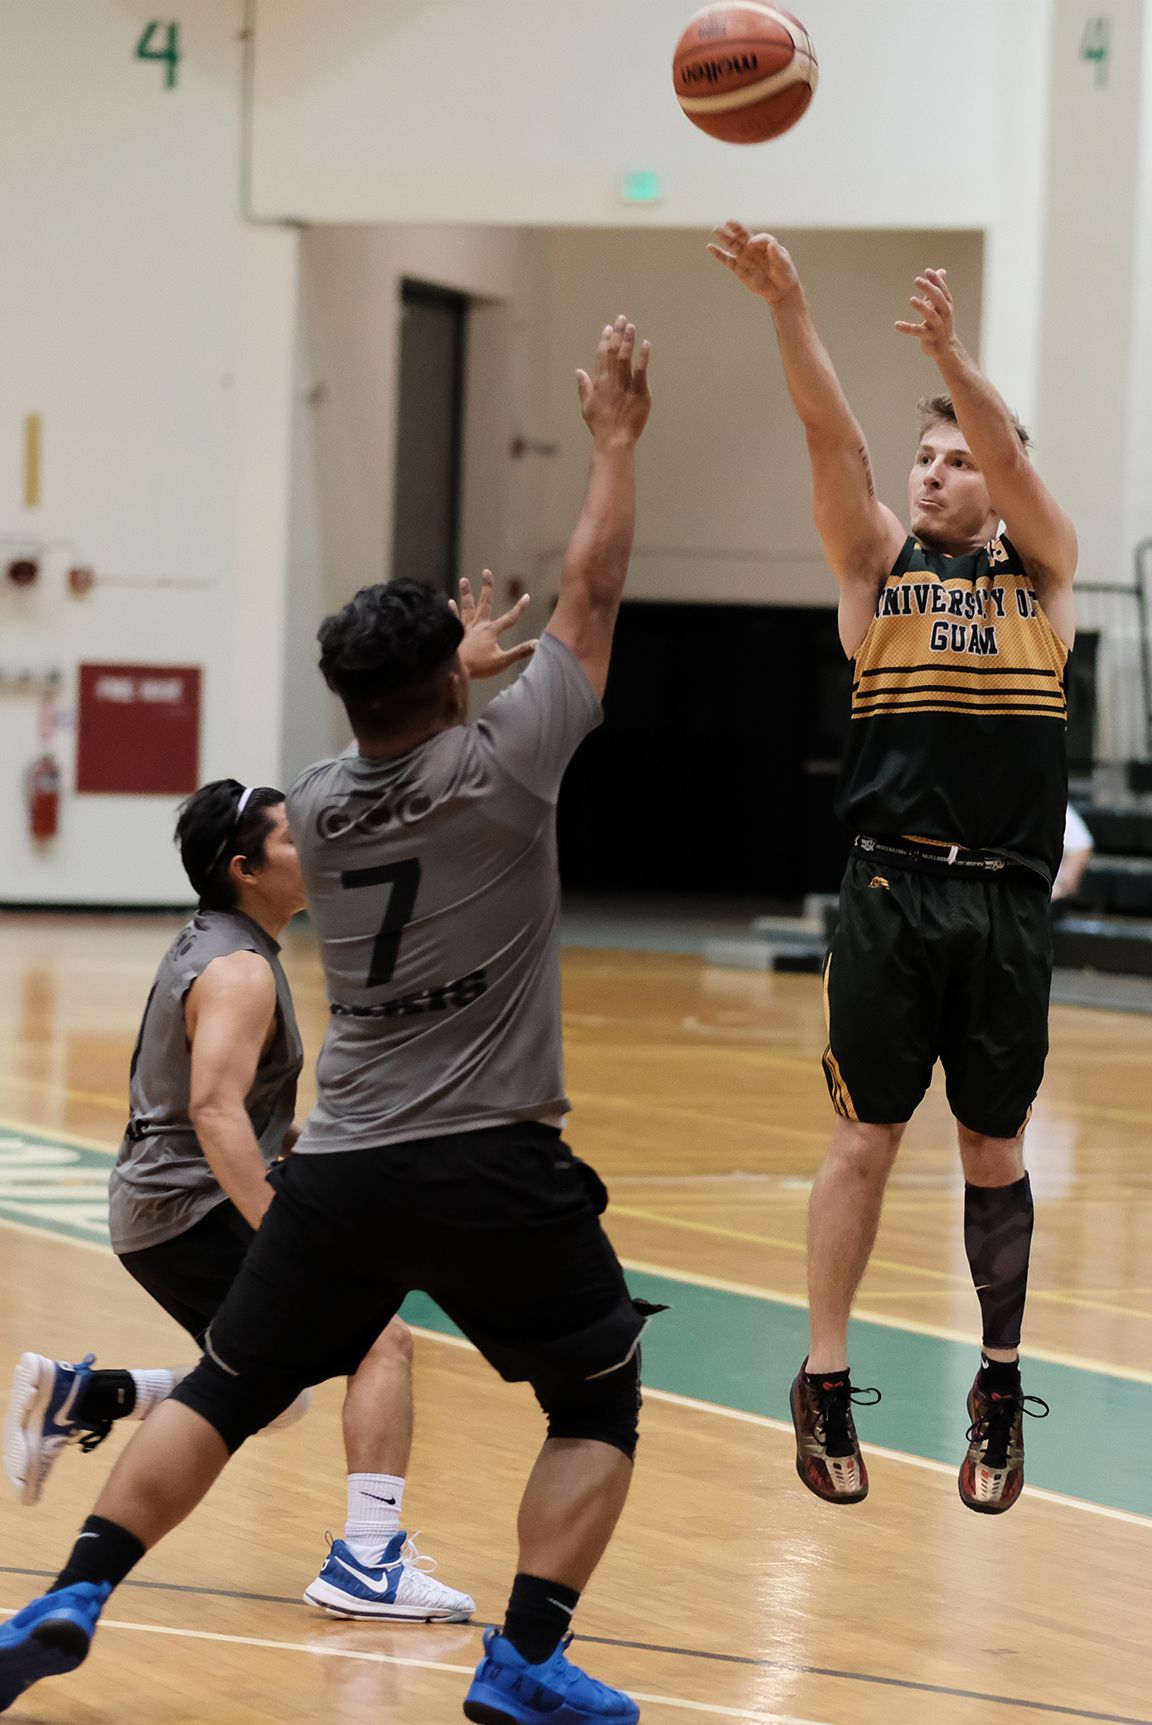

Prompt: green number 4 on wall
[
  {"left": 1080, "top": 16, "right": 1111, "bottom": 87},
  {"left": 136, "top": 20, "right": 181, "bottom": 90}
]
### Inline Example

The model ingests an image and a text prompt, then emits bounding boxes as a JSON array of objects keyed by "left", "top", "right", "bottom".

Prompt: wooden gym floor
[{"left": 0, "top": 911, "right": 1148, "bottom": 1725}]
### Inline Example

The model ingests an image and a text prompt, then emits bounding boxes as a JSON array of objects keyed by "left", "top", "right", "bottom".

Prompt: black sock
[
  {"left": 964, "top": 1173, "right": 1034, "bottom": 1353},
  {"left": 502, "top": 1572, "right": 581, "bottom": 1665},
  {"left": 75, "top": 1370, "right": 138, "bottom": 1427},
  {"left": 51, "top": 1515, "right": 146, "bottom": 1593},
  {"left": 804, "top": 1366, "right": 849, "bottom": 1390},
  {"left": 979, "top": 1354, "right": 1022, "bottom": 1391}
]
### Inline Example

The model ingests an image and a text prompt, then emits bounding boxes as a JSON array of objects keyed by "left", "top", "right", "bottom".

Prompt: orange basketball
[{"left": 673, "top": 4, "right": 818, "bottom": 144}]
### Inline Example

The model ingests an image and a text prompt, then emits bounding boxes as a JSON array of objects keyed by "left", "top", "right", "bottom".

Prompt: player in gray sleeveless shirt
[
  {"left": 3, "top": 780, "right": 473, "bottom": 1623},
  {"left": 0, "top": 316, "right": 654, "bottom": 1725}
]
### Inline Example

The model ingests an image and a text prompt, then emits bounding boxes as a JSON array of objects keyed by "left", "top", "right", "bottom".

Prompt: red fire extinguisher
[{"left": 26, "top": 753, "right": 60, "bottom": 840}]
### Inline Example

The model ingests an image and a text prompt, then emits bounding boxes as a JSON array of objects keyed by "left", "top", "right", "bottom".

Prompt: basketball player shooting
[{"left": 709, "top": 222, "right": 1076, "bottom": 1514}]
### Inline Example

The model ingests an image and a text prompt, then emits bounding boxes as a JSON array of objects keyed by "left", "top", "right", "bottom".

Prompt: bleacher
[{"left": 1053, "top": 785, "right": 1152, "bottom": 976}]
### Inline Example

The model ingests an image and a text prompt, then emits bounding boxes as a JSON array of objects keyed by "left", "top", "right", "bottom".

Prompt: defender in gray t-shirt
[
  {"left": 0, "top": 315, "right": 654, "bottom": 1725},
  {"left": 288, "top": 630, "right": 598, "bottom": 1153},
  {"left": 108, "top": 906, "right": 302, "bottom": 1254}
]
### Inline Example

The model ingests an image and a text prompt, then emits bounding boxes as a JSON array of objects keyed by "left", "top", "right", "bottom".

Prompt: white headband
[{"left": 206, "top": 785, "right": 259, "bottom": 881}]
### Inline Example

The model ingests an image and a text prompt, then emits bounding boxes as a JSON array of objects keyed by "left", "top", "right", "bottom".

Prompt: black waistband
[{"left": 852, "top": 834, "right": 1033, "bottom": 879}]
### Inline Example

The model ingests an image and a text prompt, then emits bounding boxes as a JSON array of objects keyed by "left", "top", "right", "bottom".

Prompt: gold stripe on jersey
[{"left": 850, "top": 537, "right": 1068, "bottom": 724}]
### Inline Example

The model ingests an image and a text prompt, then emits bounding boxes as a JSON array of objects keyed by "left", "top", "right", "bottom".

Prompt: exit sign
[{"left": 618, "top": 170, "right": 664, "bottom": 205}]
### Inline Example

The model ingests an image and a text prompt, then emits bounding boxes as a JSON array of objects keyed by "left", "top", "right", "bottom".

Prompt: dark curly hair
[
  {"left": 318, "top": 578, "right": 465, "bottom": 741},
  {"left": 175, "top": 780, "right": 285, "bottom": 911}
]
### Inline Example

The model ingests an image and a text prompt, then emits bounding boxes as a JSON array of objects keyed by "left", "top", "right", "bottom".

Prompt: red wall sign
[{"left": 76, "top": 663, "right": 202, "bottom": 795}]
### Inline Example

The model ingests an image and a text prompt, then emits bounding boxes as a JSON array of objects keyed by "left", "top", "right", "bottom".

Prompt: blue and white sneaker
[
  {"left": 463, "top": 1628, "right": 639, "bottom": 1724},
  {"left": 303, "top": 1533, "right": 475, "bottom": 1621},
  {"left": 0, "top": 1581, "right": 110, "bottom": 1713},
  {"left": 3, "top": 1352, "right": 110, "bottom": 1506}
]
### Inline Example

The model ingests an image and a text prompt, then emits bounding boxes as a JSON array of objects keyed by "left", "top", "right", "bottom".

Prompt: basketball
[{"left": 672, "top": 4, "right": 818, "bottom": 144}]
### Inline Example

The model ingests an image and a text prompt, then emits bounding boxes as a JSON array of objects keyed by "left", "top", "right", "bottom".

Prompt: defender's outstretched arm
[{"left": 547, "top": 315, "right": 652, "bottom": 698}]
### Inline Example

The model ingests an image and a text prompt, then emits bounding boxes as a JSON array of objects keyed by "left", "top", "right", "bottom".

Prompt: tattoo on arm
[{"left": 859, "top": 446, "right": 875, "bottom": 499}]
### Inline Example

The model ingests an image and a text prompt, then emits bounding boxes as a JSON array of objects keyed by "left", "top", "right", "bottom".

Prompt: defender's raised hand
[
  {"left": 707, "top": 221, "right": 802, "bottom": 307},
  {"left": 576, "top": 315, "right": 652, "bottom": 446},
  {"left": 452, "top": 570, "right": 536, "bottom": 680},
  {"left": 895, "top": 267, "right": 959, "bottom": 363}
]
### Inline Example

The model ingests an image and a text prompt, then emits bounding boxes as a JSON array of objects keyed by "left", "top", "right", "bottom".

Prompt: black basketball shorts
[
  {"left": 822, "top": 855, "right": 1053, "bottom": 1138},
  {"left": 181, "top": 1123, "right": 655, "bottom": 1406},
  {"left": 118, "top": 1202, "right": 256, "bottom": 1348}
]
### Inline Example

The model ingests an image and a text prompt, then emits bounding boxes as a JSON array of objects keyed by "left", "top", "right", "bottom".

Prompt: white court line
[
  {"left": 0, "top": 1610, "right": 837, "bottom": 1725},
  {"left": 408, "top": 1329, "right": 1152, "bottom": 1530}
]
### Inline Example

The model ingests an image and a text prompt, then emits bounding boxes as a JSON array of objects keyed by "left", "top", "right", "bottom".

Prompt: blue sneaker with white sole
[
  {"left": 3, "top": 1352, "right": 110, "bottom": 1506},
  {"left": 0, "top": 1581, "right": 110, "bottom": 1713},
  {"left": 463, "top": 1628, "right": 639, "bottom": 1724},
  {"left": 303, "top": 1533, "right": 474, "bottom": 1621}
]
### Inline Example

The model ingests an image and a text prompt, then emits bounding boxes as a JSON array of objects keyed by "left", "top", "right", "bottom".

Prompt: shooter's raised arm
[
  {"left": 896, "top": 266, "right": 1077, "bottom": 642},
  {"left": 708, "top": 221, "right": 905, "bottom": 649}
]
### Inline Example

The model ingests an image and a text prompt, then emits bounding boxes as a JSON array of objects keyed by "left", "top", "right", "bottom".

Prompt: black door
[
  {"left": 557, "top": 601, "right": 852, "bottom": 899},
  {"left": 390, "top": 280, "right": 468, "bottom": 593}
]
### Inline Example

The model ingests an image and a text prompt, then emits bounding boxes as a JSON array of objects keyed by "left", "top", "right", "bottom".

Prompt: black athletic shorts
[
  {"left": 822, "top": 853, "right": 1053, "bottom": 1138},
  {"left": 192, "top": 1123, "right": 653, "bottom": 1397},
  {"left": 118, "top": 1202, "right": 255, "bottom": 1347}
]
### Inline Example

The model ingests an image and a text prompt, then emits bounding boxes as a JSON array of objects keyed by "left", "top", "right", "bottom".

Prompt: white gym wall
[{"left": 6, "top": 0, "right": 1150, "bottom": 902}]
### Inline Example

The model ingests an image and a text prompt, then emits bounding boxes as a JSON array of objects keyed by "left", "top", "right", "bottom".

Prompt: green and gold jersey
[{"left": 835, "top": 534, "right": 1069, "bottom": 880}]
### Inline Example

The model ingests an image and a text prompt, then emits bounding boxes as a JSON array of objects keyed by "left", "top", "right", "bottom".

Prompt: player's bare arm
[
  {"left": 452, "top": 569, "right": 537, "bottom": 680},
  {"left": 708, "top": 222, "right": 905, "bottom": 649},
  {"left": 186, "top": 951, "right": 279, "bottom": 1230},
  {"left": 546, "top": 314, "right": 652, "bottom": 698},
  {"left": 897, "top": 266, "right": 1078, "bottom": 639}
]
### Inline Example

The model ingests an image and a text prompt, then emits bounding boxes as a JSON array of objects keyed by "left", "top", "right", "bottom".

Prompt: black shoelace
[
  {"left": 969, "top": 1391, "right": 1050, "bottom": 1471},
  {"left": 76, "top": 1419, "right": 113, "bottom": 1454},
  {"left": 816, "top": 1382, "right": 881, "bottom": 1455}
]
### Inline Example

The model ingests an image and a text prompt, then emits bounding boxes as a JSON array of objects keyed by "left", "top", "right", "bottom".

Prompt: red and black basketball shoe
[
  {"left": 789, "top": 1364, "right": 880, "bottom": 1504},
  {"left": 958, "top": 1372, "right": 1050, "bottom": 1514}
]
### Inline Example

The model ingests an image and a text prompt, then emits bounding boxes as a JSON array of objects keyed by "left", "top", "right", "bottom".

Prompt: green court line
[
  {"left": 400, "top": 1271, "right": 1151, "bottom": 1520},
  {"left": 0, "top": 1123, "right": 1143, "bottom": 1517}
]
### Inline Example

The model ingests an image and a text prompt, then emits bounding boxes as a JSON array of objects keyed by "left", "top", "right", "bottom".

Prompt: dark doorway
[
  {"left": 557, "top": 601, "right": 853, "bottom": 900},
  {"left": 390, "top": 280, "right": 468, "bottom": 592}
]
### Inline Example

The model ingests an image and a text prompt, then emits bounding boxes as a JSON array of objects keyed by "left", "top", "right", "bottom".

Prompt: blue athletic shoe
[
  {"left": 303, "top": 1533, "right": 474, "bottom": 1621},
  {"left": 463, "top": 1628, "right": 639, "bottom": 1724},
  {"left": 0, "top": 1582, "right": 110, "bottom": 1713},
  {"left": 3, "top": 1352, "right": 109, "bottom": 1506}
]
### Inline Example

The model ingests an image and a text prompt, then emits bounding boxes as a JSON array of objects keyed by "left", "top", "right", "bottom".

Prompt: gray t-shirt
[
  {"left": 288, "top": 633, "right": 600, "bottom": 1153},
  {"left": 108, "top": 910, "right": 303, "bottom": 1253}
]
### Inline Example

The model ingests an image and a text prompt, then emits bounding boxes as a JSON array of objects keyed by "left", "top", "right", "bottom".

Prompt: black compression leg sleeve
[
  {"left": 963, "top": 1173, "right": 1034, "bottom": 1351},
  {"left": 169, "top": 1355, "right": 305, "bottom": 1454},
  {"left": 531, "top": 1352, "right": 642, "bottom": 1461}
]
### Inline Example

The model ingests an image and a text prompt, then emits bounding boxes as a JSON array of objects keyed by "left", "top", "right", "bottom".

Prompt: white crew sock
[
  {"left": 344, "top": 1473, "right": 406, "bottom": 1567},
  {"left": 127, "top": 1368, "right": 187, "bottom": 1420}
]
